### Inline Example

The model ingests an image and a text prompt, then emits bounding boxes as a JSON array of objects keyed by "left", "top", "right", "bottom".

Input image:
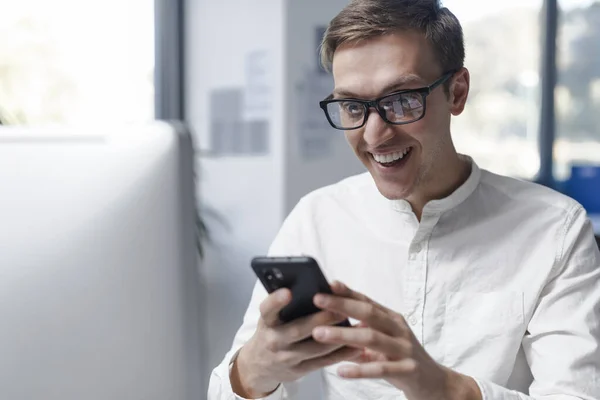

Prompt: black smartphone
[{"left": 251, "top": 256, "right": 351, "bottom": 326}]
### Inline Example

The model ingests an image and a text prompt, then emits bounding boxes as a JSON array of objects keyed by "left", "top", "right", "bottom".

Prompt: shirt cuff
[
  {"left": 472, "top": 377, "right": 523, "bottom": 400},
  {"left": 226, "top": 349, "right": 284, "bottom": 400}
]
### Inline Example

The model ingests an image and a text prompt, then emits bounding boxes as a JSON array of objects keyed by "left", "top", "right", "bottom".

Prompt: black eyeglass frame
[{"left": 319, "top": 71, "right": 456, "bottom": 130}]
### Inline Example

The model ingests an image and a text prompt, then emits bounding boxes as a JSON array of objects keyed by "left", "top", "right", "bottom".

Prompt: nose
[{"left": 362, "top": 108, "right": 395, "bottom": 147}]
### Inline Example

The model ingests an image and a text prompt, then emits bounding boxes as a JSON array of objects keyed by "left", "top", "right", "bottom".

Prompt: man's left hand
[{"left": 312, "top": 281, "right": 482, "bottom": 400}]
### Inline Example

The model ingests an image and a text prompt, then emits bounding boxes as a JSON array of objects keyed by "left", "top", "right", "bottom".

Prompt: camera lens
[
  {"left": 263, "top": 270, "right": 275, "bottom": 282},
  {"left": 263, "top": 269, "right": 279, "bottom": 291}
]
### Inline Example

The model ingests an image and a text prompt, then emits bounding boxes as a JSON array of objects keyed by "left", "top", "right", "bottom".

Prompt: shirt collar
[{"left": 389, "top": 155, "right": 481, "bottom": 215}]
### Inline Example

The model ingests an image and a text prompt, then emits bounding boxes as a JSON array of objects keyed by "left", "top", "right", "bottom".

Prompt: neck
[{"left": 407, "top": 150, "right": 471, "bottom": 221}]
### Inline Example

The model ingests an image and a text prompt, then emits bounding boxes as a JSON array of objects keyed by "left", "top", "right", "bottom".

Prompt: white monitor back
[{"left": 0, "top": 122, "right": 204, "bottom": 400}]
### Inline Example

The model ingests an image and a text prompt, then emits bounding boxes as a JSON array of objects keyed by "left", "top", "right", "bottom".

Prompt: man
[{"left": 208, "top": 0, "right": 600, "bottom": 399}]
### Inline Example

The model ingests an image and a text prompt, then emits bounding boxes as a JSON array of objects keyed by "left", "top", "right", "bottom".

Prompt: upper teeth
[{"left": 372, "top": 148, "right": 411, "bottom": 164}]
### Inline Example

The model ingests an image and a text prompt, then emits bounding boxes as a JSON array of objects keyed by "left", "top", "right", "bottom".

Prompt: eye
[{"left": 341, "top": 102, "right": 363, "bottom": 115}]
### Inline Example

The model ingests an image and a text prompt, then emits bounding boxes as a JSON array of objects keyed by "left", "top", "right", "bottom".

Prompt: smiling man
[{"left": 208, "top": 1, "right": 600, "bottom": 399}]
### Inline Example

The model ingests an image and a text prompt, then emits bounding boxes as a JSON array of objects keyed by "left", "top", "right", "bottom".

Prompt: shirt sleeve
[
  {"left": 207, "top": 199, "right": 311, "bottom": 400},
  {"left": 474, "top": 205, "right": 600, "bottom": 400}
]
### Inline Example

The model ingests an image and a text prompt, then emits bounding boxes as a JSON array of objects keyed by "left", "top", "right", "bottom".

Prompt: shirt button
[{"left": 407, "top": 315, "right": 417, "bottom": 326}]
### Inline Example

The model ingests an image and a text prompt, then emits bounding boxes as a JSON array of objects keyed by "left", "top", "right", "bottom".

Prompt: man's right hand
[{"left": 230, "top": 288, "right": 361, "bottom": 398}]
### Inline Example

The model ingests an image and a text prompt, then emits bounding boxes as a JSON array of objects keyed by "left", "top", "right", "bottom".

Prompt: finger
[
  {"left": 295, "top": 346, "right": 362, "bottom": 374},
  {"left": 330, "top": 282, "right": 405, "bottom": 329},
  {"left": 337, "top": 359, "right": 417, "bottom": 379},
  {"left": 314, "top": 294, "right": 401, "bottom": 336},
  {"left": 281, "top": 339, "right": 344, "bottom": 364},
  {"left": 259, "top": 288, "right": 292, "bottom": 327},
  {"left": 313, "top": 327, "right": 411, "bottom": 359},
  {"left": 330, "top": 281, "right": 390, "bottom": 311},
  {"left": 330, "top": 281, "right": 371, "bottom": 303},
  {"left": 276, "top": 311, "right": 349, "bottom": 344},
  {"left": 353, "top": 348, "right": 387, "bottom": 363}
]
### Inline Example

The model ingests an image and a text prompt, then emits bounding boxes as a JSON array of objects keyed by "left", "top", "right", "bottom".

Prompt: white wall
[
  {"left": 186, "top": 1, "right": 365, "bottom": 397},
  {"left": 185, "top": 0, "right": 285, "bottom": 392},
  {"left": 284, "top": 0, "right": 363, "bottom": 214}
]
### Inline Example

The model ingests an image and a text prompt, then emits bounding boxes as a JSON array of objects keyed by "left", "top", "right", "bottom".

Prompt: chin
[
  {"left": 361, "top": 151, "right": 421, "bottom": 201},
  {"left": 372, "top": 177, "right": 415, "bottom": 200}
]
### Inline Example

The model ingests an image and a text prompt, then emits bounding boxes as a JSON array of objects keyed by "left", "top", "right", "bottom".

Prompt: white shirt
[{"left": 208, "top": 159, "right": 600, "bottom": 400}]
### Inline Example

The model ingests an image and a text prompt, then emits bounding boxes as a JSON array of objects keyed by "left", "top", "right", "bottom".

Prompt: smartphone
[{"left": 251, "top": 256, "right": 351, "bottom": 326}]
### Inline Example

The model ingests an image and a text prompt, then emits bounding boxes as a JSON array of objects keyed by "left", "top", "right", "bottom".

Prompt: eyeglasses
[{"left": 319, "top": 71, "right": 455, "bottom": 131}]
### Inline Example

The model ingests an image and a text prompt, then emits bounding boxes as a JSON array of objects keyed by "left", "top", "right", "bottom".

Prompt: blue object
[{"left": 565, "top": 165, "right": 600, "bottom": 214}]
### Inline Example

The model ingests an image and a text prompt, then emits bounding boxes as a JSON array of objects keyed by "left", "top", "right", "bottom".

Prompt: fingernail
[
  {"left": 314, "top": 294, "right": 325, "bottom": 306},
  {"left": 313, "top": 327, "right": 328, "bottom": 339},
  {"left": 278, "top": 290, "right": 289, "bottom": 301}
]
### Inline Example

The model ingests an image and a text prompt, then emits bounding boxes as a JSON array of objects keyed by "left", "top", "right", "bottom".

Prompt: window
[
  {"left": 443, "top": 0, "right": 543, "bottom": 179},
  {"left": 0, "top": 0, "right": 154, "bottom": 126},
  {"left": 555, "top": 0, "right": 600, "bottom": 180}
]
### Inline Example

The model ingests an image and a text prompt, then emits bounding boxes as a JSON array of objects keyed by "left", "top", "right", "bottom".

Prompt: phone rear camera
[{"left": 263, "top": 268, "right": 282, "bottom": 291}]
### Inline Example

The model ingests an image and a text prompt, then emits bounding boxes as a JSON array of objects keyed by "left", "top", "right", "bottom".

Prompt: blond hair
[{"left": 320, "top": 0, "right": 465, "bottom": 76}]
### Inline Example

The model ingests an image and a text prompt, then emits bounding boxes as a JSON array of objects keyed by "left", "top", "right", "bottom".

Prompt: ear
[{"left": 449, "top": 67, "right": 470, "bottom": 116}]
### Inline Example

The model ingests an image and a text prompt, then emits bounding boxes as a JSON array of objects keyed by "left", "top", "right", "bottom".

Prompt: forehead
[{"left": 331, "top": 31, "right": 441, "bottom": 98}]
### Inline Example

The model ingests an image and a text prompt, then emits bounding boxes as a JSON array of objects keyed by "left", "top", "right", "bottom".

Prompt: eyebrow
[{"left": 331, "top": 74, "right": 424, "bottom": 99}]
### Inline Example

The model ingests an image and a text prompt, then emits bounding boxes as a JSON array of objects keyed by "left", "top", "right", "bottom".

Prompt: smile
[{"left": 370, "top": 147, "right": 413, "bottom": 166}]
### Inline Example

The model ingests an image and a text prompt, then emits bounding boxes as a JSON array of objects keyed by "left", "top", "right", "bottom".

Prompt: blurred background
[{"left": 1, "top": 0, "right": 599, "bottom": 396}]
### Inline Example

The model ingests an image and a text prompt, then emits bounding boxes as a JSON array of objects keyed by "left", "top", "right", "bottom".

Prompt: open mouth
[{"left": 371, "top": 147, "right": 413, "bottom": 168}]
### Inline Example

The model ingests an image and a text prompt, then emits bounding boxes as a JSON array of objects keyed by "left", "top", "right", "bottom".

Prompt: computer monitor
[{"left": 0, "top": 122, "right": 205, "bottom": 400}]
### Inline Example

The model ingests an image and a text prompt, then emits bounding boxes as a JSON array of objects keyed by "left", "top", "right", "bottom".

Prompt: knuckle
[
  {"left": 287, "top": 326, "right": 302, "bottom": 341},
  {"left": 264, "top": 333, "right": 280, "bottom": 353},
  {"left": 260, "top": 311, "right": 275, "bottom": 327},
  {"left": 406, "top": 360, "right": 418, "bottom": 374},
  {"left": 365, "top": 328, "right": 378, "bottom": 344},
  {"left": 366, "top": 303, "right": 377, "bottom": 316},
  {"left": 396, "top": 317, "right": 409, "bottom": 333},
  {"left": 399, "top": 359, "right": 418, "bottom": 375},
  {"left": 259, "top": 296, "right": 275, "bottom": 315},
  {"left": 396, "top": 312, "right": 407, "bottom": 325},
  {"left": 259, "top": 303, "right": 269, "bottom": 318}
]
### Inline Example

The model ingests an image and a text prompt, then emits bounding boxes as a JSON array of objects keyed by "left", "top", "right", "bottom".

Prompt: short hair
[{"left": 320, "top": 0, "right": 465, "bottom": 76}]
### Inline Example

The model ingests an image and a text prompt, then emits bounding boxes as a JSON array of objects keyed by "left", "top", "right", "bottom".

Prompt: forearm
[
  {"left": 207, "top": 347, "right": 286, "bottom": 400},
  {"left": 230, "top": 349, "right": 280, "bottom": 399},
  {"left": 402, "top": 367, "right": 481, "bottom": 400},
  {"left": 446, "top": 371, "right": 482, "bottom": 400}
]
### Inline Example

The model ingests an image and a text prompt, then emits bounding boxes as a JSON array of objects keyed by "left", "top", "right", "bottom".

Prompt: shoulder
[
  {"left": 477, "top": 169, "right": 583, "bottom": 222},
  {"left": 295, "top": 172, "right": 376, "bottom": 216}
]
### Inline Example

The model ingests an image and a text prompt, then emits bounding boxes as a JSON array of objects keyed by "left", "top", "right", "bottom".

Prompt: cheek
[
  {"left": 344, "top": 131, "right": 364, "bottom": 154},
  {"left": 398, "top": 124, "right": 426, "bottom": 148},
  {"left": 404, "top": 115, "right": 442, "bottom": 151}
]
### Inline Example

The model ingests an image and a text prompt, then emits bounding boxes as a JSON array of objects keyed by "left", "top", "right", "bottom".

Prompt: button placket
[{"left": 405, "top": 212, "right": 441, "bottom": 344}]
